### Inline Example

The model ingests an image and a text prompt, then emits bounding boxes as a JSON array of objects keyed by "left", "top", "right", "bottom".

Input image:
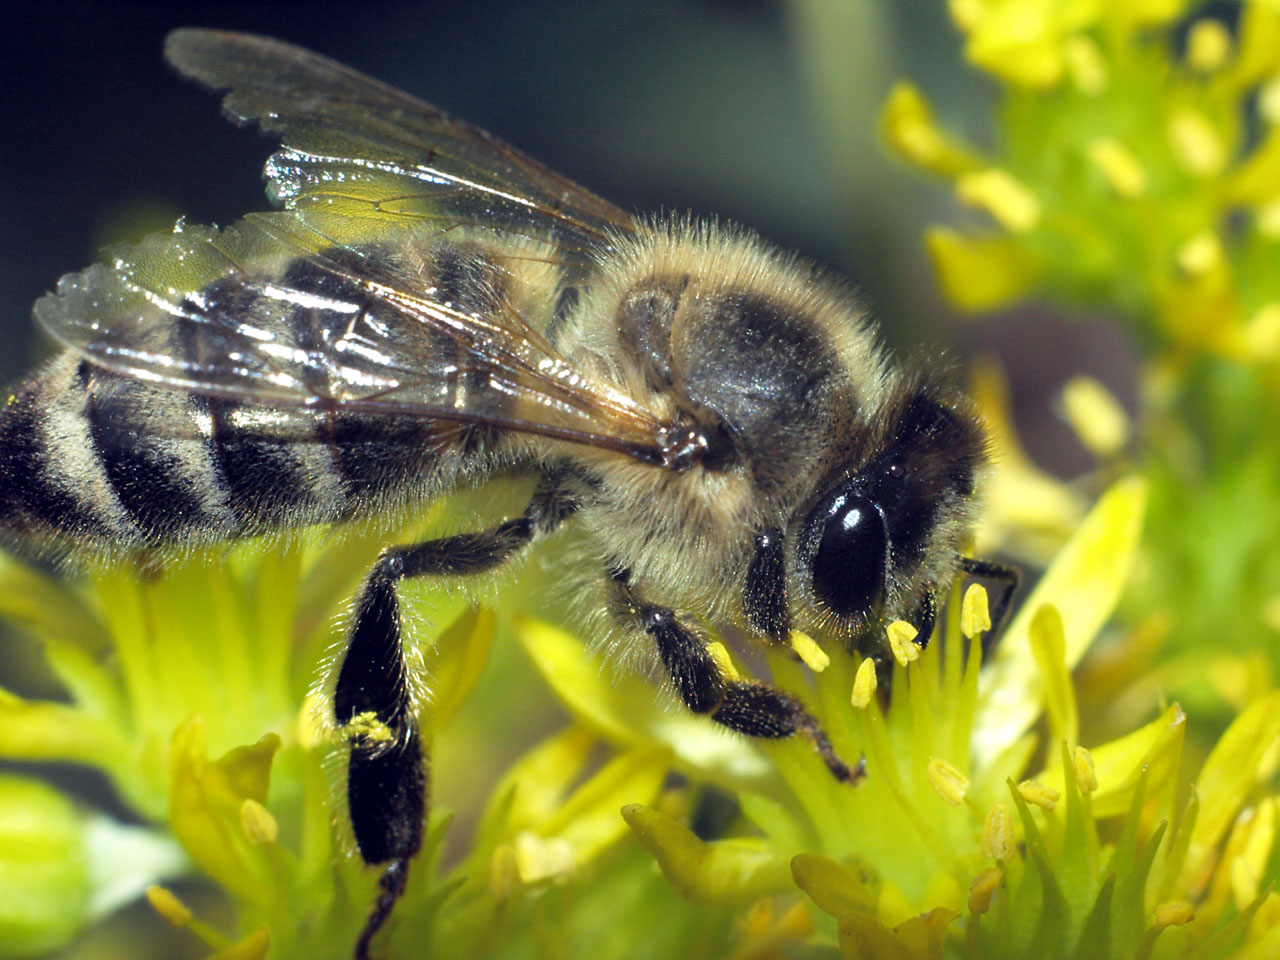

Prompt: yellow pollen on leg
[{"left": 345, "top": 711, "right": 394, "bottom": 743}]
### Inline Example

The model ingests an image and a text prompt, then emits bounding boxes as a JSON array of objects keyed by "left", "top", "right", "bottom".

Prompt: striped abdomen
[
  {"left": 0, "top": 241, "right": 526, "bottom": 550},
  {"left": 0, "top": 350, "right": 492, "bottom": 550}
]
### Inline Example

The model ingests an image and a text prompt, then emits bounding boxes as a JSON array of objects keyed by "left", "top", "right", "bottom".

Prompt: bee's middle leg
[{"left": 608, "top": 567, "right": 862, "bottom": 784}]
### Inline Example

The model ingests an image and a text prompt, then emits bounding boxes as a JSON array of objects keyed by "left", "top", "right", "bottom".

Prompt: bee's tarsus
[
  {"left": 911, "top": 590, "right": 940, "bottom": 650},
  {"left": 612, "top": 574, "right": 860, "bottom": 783},
  {"left": 353, "top": 858, "right": 411, "bottom": 960}
]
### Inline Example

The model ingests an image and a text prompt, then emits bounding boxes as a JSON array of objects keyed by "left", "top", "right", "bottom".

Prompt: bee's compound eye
[{"left": 810, "top": 494, "right": 888, "bottom": 619}]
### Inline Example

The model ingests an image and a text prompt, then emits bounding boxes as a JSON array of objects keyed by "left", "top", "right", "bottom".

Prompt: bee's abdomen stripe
[
  {"left": 328, "top": 412, "right": 440, "bottom": 505},
  {"left": 0, "top": 378, "right": 117, "bottom": 539},
  {"left": 201, "top": 396, "right": 344, "bottom": 530},
  {"left": 79, "top": 377, "right": 215, "bottom": 544}
]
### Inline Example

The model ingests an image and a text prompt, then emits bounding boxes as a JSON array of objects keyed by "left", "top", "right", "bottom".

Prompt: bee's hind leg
[
  {"left": 607, "top": 567, "right": 864, "bottom": 785},
  {"left": 338, "top": 475, "right": 576, "bottom": 959}
]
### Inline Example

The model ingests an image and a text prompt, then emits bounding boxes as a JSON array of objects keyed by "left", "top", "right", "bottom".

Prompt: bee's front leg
[
  {"left": 336, "top": 476, "right": 576, "bottom": 959},
  {"left": 607, "top": 566, "right": 863, "bottom": 785}
]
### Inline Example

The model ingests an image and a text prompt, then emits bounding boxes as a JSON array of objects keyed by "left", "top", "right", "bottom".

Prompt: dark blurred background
[{"left": 0, "top": 0, "right": 1134, "bottom": 482}]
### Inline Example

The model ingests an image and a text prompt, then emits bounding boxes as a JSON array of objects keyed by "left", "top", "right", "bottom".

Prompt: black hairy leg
[
  {"left": 335, "top": 477, "right": 576, "bottom": 959},
  {"left": 909, "top": 590, "right": 940, "bottom": 650},
  {"left": 742, "top": 527, "right": 789, "bottom": 642},
  {"left": 609, "top": 567, "right": 864, "bottom": 784}
]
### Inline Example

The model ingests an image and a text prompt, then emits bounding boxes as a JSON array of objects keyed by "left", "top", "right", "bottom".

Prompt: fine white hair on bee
[{"left": 2, "top": 29, "right": 1017, "bottom": 959}]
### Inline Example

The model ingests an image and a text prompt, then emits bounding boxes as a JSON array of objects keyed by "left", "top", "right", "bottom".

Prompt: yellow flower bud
[
  {"left": 1154, "top": 900, "right": 1195, "bottom": 928},
  {"left": 514, "top": 830, "right": 576, "bottom": 884},
  {"left": 1062, "top": 375, "right": 1130, "bottom": 458},
  {"left": 296, "top": 692, "right": 329, "bottom": 750},
  {"left": 489, "top": 843, "right": 520, "bottom": 901},
  {"left": 982, "top": 803, "right": 1015, "bottom": 861},
  {"left": 924, "top": 227, "right": 1039, "bottom": 313},
  {"left": 947, "top": 0, "right": 984, "bottom": 31},
  {"left": 1175, "top": 232, "right": 1224, "bottom": 277},
  {"left": 1261, "top": 77, "right": 1280, "bottom": 126},
  {"left": 146, "top": 885, "right": 193, "bottom": 928},
  {"left": 961, "top": 583, "right": 991, "bottom": 639},
  {"left": 1241, "top": 304, "right": 1280, "bottom": 363},
  {"left": 790, "top": 630, "right": 830, "bottom": 673},
  {"left": 1187, "top": 20, "right": 1232, "bottom": 72},
  {"left": 928, "top": 757, "right": 969, "bottom": 806},
  {"left": 706, "top": 641, "right": 741, "bottom": 681},
  {"left": 968, "top": 867, "right": 1002, "bottom": 914},
  {"left": 851, "top": 657, "right": 878, "bottom": 709},
  {"left": 956, "top": 169, "right": 1041, "bottom": 233},
  {"left": 1016, "top": 780, "right": 1060, "bottom": 810},
  {"left": 1169, "top": 109, "right": 1226, "bottom": 177},
  {"left": 1230, "top": 801, "right": 1277, "bottom": 908},
  {"left": 886, "top": 620, "right": 921, "bottom": 666},
  {"left": 880, "top": 83, "right": 982, "bottom": 178},
  {"left": 1259, "top": 198, "right": 1280, "bottom": 238},
  {"left": 1064, "top": 36, "right": 1107, "bottom": 94},
  {"left": 1087, "top": 138, "right": 1147, "bottom": 198},
  {"left": 1073, "top": 745, "right": 1098, "bottom": 795},
  {"left": 240, "top": 799, "right": 278, "bottom": 845}
]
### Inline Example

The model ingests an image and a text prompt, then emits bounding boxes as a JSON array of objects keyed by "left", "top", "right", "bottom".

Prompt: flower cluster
[{"left": 882, "top": 0, "right": 1280, "bottom": 369}]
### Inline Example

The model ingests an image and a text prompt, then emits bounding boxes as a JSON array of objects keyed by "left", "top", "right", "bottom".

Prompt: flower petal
[
  {"left": 924, "top": 228, "right": 1040, "bottom": 313},
  {"left": 973, "top": 477, "right": 1147, "bottom": 767}
]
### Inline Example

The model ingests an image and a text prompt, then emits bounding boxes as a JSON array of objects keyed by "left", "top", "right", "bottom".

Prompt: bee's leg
[
  {"left": 609, "top": 567, "right": 864, "bottom": 785},
  {"left": 957, "top": 557, "right": 1020, "bottom": 635},
  {"left": 339, "top": 477, "right": 576, "bottom": 960},
  {"left": 742, "top": 527, "right": 789, "bottom": 641},
  {"left": 910, "top": 590, "right": 940, "bottom": 649}
]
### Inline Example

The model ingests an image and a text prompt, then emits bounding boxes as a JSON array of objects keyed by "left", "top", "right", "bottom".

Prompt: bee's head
[{"left": 794, "top": 385, "right": 986, "bottom": 639}]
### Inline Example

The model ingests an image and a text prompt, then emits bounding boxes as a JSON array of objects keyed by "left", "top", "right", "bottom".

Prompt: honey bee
[{"left": 3, "top": 29, "right": 1016, "bottom": 958}]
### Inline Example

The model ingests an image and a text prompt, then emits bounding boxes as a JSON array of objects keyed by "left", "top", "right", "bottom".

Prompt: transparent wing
[
  {"left": 162, "top": 28, "right": 635, "bottom": 270},
  {"left": 35, "top": 31, "right": 680, "bottom": 464},
  {"left": 35, "top": 214, "right": 674, "bottom": 461}
]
